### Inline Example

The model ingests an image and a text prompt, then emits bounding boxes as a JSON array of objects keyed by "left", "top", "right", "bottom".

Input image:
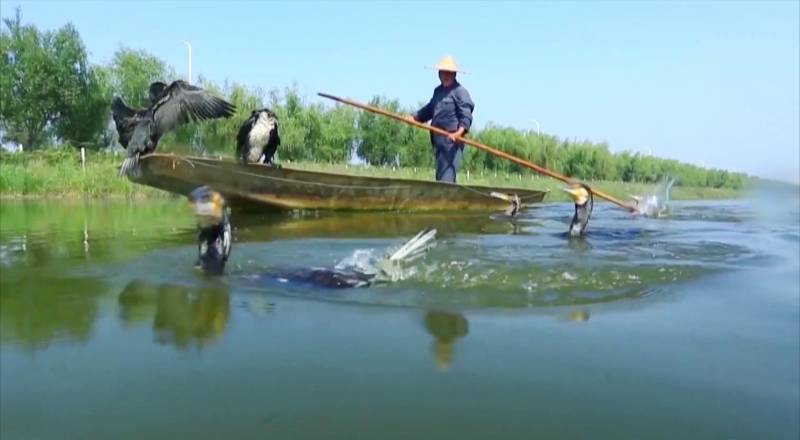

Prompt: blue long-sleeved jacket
[{"left": 414, "top": 81, "right": 474, "bottom": 133}]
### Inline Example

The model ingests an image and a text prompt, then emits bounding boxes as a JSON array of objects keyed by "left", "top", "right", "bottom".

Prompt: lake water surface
[{"left": 1, "top": 196, "right": 798, "bottom": 439}]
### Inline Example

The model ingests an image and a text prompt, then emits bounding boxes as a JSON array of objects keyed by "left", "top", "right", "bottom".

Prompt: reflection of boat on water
[
  {"left": 118, "top": 280, "right": 230, "bottom": 350},
  {"left": 130, "top": 154, "right": 548, "bottom": 213},
  {"left": 233, "top": 210, "right": 522, "bottom": 241},
  {"left": 424, "top": 310, "right": 469, "bottom": 372}
]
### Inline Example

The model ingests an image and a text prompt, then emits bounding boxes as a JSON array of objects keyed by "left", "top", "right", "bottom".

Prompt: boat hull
[{"left": 130, "top": 154, "right": 548, "bottom": 212}]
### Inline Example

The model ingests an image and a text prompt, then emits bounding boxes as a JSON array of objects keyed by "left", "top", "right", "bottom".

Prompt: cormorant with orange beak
[
  {"left": 186, "top": 186, "right": 436, "bottom": 288},
  {"left": 561, "top": 183, "right": 594, "bottom": 237}
]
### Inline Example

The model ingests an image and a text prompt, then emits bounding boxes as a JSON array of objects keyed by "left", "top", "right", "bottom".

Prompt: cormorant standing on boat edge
[{"left": 236, "top": 108, "right": 281, "bottom": 166}]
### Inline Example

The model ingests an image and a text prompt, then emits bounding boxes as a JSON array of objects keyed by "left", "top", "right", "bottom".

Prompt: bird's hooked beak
[
  {"left": 189, "top": 186, "right": 226, "bottom": 228},
  {"left": 148, "top": 81, "right": 168, "bottom": 103},
  {"left": 561, "top": 184, "right": 590, "bottom": 206}
]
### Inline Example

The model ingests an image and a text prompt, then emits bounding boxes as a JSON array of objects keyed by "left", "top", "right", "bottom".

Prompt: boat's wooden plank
[{"left": 130, "top": 154, "right": 548, "bottom": 212}]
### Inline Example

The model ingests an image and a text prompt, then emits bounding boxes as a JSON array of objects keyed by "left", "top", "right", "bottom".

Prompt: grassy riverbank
[
  {"left": 0, "top": 150, "right": 746, "bottom": 201},
  {"left": 0, "top": 149, "right": 164, "bottom": 199},
  {"left": 289, "top": 162, "right": 744, "bottom": 202}
]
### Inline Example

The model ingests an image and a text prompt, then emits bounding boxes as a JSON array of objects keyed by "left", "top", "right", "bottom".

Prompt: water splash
[
  {"left": 333, "top": 249, "right": 382, "bottom": 277},
  {"left": 333, "top": 228, "right": 438, "bottom": 283},
  {"left": 630, "top": 176, "right": 675, "bottom": 217}
]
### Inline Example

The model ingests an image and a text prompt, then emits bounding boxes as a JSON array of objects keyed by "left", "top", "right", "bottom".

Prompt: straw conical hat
[{"left": 427, "top": 55, "right": 467, "bottom": 73}]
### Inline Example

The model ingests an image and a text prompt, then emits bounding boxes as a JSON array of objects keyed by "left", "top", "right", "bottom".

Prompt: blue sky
[{"left": 3, "top": 0, "right": 798, "bottom": 182}]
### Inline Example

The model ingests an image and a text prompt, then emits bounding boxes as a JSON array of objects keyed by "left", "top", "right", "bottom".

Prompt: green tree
[
  {"left": 0, "top": 9, "right": 107, "bottom": 149},
  {"left": 56, "top": 66, "right": 113, "bottom": 148},
  {"left": 397, "top": 123, "right": 433, "bottom": 168},
  {"left": 357, "top": 96, "right": 410, "bottom": 166},
  {"left": 108, "top": 47, "right": 171, "bottom": 108},
  {"left": 316, "top": 105, "right": 358, "bottom": 163}
]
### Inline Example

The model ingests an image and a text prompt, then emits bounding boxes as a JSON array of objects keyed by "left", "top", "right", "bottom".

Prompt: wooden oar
[{"left": 318, "top": 93, "right": 635, "bottom": 212}]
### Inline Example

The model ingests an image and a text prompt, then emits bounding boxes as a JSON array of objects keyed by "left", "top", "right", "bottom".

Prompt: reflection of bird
[
  {"left": 424, "top": 310, "right": 469, "bottom": 372},
  {"left": 187, "top": 186, "right": 436, "bottom": 288},
  {"left": 489, "top": 192, "right": 523, "bottom": 218},
  {"left": 153, "top": 284, "right": 230, "bottom": 349},
  {"left": 112, "top": 80, "right": 236, "bottom": 176},
  {"left": 561, "top": 183, "right": 594, "bottom": 237},
  {"left": 118, "top": 279, "right": 160, "bottom": 326},
  {"left": 569, "top": 310, "right": 591, "bottom": 322},
  {"left": 236, "top": 108, "right": 281, "bottom": 165},
  {"left": 117, "top": 280, "right": 230, "bottom": 350}
]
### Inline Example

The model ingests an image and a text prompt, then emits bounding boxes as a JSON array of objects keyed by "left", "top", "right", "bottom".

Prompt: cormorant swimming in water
[
  {"left": 112, "top": 80, "right": 236, "bottom": 176},
  {"left": 187, "top": 186, "right": 436, "bottom": 288},
  {"left": 236, "top": 108, "right": 281, "bottom": 165},
  {"left": 188, "top": 186, "right": 232, "bottom": 276},
  {"left": 561, "top": 182, "right": 594, "bottom": 237}
]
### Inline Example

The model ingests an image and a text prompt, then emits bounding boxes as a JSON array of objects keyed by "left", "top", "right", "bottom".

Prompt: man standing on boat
[{"left": 407, "top": 55, "right": 475, "bottom": 183}]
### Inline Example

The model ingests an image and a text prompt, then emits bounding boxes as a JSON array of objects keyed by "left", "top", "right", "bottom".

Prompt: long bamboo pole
[{"left": 318, "top": 92, "right": 635, "bottom": 211}]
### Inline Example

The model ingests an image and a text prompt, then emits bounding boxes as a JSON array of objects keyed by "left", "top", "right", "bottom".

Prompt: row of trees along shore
[{"left": 0, "top": 9, "right": 750, "bottom": 189}]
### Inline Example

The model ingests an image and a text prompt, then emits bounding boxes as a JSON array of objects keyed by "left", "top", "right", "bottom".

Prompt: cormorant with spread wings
[{"left": 112, "top": 80, "right": 236, "bottom": 176}]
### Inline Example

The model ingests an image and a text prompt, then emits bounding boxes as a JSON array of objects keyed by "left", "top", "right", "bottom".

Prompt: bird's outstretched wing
[
  {"left": 111, "top": 97, "right": 146, "bottom": 148},
  {"left": 153, "top": 80, "right": 236, "bottom": 136}
]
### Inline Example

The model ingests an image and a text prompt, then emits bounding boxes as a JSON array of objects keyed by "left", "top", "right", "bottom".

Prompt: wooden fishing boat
[{"left": 129, "top": 154, "right": 549, "bottom": 212}]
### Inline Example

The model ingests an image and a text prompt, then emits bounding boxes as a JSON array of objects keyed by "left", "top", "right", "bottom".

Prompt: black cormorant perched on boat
[
  {"left": 112, "top": 80, "right": 236, "bottom": 176},
  {"left": 187, "top": 186, "right": 436, "bottom": 287},
  {"left": 236, "top": 108, "right": 281, "bottom": 165},
  {"left": 561, "top": 182, "right": 594, "bottom": 237}
]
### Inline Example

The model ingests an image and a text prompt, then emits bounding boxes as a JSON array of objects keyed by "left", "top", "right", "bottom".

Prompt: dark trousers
[{"left": 433, "top": 134, "right": 463, "bottom": 183}]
